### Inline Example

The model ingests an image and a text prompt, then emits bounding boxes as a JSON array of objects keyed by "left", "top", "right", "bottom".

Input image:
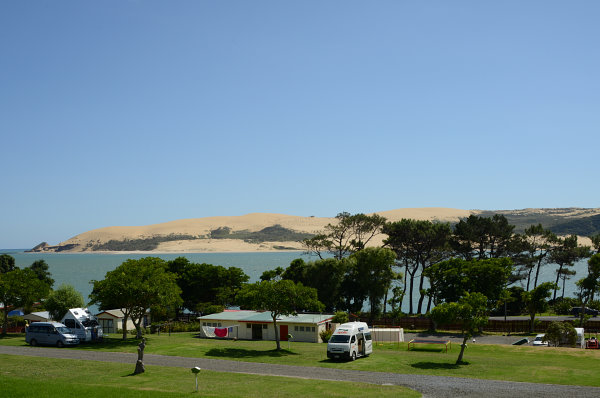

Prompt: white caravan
[
  {"left": 61, "top": 308, "right": 103, "bottom": 342},
  {"left": 327, "top": 321, "right": 373, "bottom": 361}
]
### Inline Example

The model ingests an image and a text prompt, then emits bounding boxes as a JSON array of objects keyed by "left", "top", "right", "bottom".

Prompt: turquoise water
[{"left": 1, "top": 249, "right": 590, "bottom": 314}]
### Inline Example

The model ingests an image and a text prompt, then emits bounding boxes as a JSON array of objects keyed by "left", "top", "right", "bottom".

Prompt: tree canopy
[
  {"left": 44, "top": 283, "right": 85, "bottom": 321},
  {"left": 89, "top": 257, "right": 182, "bottom": 339}
]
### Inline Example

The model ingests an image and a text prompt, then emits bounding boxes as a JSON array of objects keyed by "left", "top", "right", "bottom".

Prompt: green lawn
[
  {"left": 2, "top": 332, "right": 600, "bottom": 386},
  {"left": 0, "top": 355, "right": 419, "bottom": 397}
]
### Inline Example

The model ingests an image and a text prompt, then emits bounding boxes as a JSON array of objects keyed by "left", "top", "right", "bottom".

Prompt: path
[{"left": 2, "top": 346, "right": 600, "bottom": 398}]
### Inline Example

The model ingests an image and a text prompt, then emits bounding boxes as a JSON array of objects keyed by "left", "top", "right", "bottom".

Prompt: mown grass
[
  {"left": 0, "top": 355, "right": 419, "bottom": 397},
  {"left": 3, "top": 332, "right": 600, "bottom": 386}
]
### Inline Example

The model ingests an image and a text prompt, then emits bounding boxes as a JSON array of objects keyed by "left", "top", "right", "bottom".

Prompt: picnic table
[{"left": 407, "top": 338, "right": 452, "bottom": 353}]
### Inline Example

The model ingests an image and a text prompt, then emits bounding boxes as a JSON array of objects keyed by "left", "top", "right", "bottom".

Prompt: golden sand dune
[{"left": 45, "top": 207, "right": 598, "bottom": 253}]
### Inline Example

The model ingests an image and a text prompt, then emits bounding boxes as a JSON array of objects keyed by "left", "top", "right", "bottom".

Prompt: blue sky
[{"left": 1, "top": 1, "right": 599, "bottom": 248}]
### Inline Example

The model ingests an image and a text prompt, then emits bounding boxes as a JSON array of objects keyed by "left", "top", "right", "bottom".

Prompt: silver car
[{"left": 25, "top": 322, "right": 80, "bottom": 347}]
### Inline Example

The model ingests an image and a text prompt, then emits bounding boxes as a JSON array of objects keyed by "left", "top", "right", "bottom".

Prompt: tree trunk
[
  {"left": 456, "top": 335, "right": 469, "bottom": 364},
  {"left": 529, "top": 312, "right": 535, "bottom": 333},
  {"left": 553, "top": 265, "right": 564, "bottom": 301},
  {"left": 533, "top": 256, "right": 544, "bottom": 289},
  {"left": 408, "top": 270, "right": 415, "bottom": 315},
  {"left": 122, "top": 312, "right": 129, "bottom": 340},
  {"left": 1, "top": 308, "right": 7, "bottom": 336},
  {"left": 272, "top": 315, "right": 281, "bottom": 350},
  {"left": 416, "top": 271, "right": 426, "bottom": 314}
]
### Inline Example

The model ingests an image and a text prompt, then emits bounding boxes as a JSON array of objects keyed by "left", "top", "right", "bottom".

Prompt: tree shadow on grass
[
  {"left": 410, "top": 361, "right": 468, "bottom": 370},
  {"left": 73, "top": 337, "right": 140, "bottom": 350},
  {"left": 205, "top": 347, "right": 299, "bottom": 358}
]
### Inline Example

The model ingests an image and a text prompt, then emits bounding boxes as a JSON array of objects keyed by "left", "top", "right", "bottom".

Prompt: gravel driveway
[{"left": 2, "top": 345, "right": 600, "bottom": 398}]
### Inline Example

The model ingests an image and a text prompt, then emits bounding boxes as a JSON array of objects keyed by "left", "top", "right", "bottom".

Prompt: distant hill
[{"left": 27, "top": 207, "right": 600, "bottom": 253}]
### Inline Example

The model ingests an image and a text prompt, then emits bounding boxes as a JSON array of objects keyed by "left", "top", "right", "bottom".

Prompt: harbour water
[{"left": 1, "top": 249, "right": 591, "bottom": 314}]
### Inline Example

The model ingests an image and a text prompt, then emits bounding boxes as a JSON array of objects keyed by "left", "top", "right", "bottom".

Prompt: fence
[{"left": 357, "top": 316, "right": 600, "bottom": 335}]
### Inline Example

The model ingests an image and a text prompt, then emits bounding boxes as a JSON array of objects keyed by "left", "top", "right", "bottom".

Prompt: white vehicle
[
  {"left": 327, "top": 322, "right": 372, "bottom": 361},
  {"left": 61, "top": 308, "right": 103, "bottom": 342},
  {"left": 533, "top": 334, "right": 548, "bottom": 346}
]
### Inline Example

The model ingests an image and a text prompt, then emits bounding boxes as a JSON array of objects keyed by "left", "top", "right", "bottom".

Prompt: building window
[
  {"left": 294, "top": 326, "right": 298, "bottom": 331},
  {"left": 300, "top": 326, "right": 305, "bottom": 332},
  {"left": 246, "top": 324, "right": 251, "bottom": 328},
  {"left": 263, "top": 324, "right": 268, "bottom": 329},
  {"left": 312, "top": 327, "right": 315, "bottom": 332}
]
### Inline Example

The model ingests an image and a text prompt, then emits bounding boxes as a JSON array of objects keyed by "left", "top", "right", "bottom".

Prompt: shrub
[
  {"left": 552, "top": 297, "right": 579, "bottom": 315},
  {"left": 319, "top": 329, "right": 333, "bottom": 343},
  {"left": 332, "top": 311, "right": 349, "bottom": 324},
  {"left": 545, "top": 321, "right": 576, "bottom": 347}
]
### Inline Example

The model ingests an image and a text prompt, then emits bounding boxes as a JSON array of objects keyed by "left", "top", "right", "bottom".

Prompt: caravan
[
  {"left": 61, "top": 308, "right": 103, "bottom": 342},
  {"left": 327, "top": 321, "right": 373, "bottom": 361}
]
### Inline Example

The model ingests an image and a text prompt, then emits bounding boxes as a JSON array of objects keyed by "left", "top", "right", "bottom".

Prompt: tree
[
  {"left": 545, "top": 321, "right": 576, "bottom": 347},
  {"left": 429, "top": 292, "right": 488, "bottom": 364},
  {"left": 575, "top": 254, "right": 600, "bottom": 327},
  {"left": 0, "top": 268, "right": 50, "bottom": 335},
  {"left": 0, "top": 254, "right": 16, "bottom": 274},
  {"left": 348, "top": 247, "right": 398, "bottom": 316},
  {"left": 590, "top": 234, "right": 600, "bottom": 255},
  {"left": 29, "top": 259, "right": 54, "bottom": 288},
  {"left": 170, "top": 259, "right": 248, "bottom": 313},
  {"left": 521, "top": 282, "right": 556, "bottom": 333},
  {"left": 44, "top": 284, "right": 85, "bottom": 321},
  {"left": 236, "top": 279, "right": 323, "bottom": 350},
  {"left": 90, "top": 257, "right": 182, "bottom": 339},
  {"left": 382, "top": 219, "right": 451, "bottom": 314},
  {"left": 549, "top": 235, "right": 590, "bottom": 301},
  {"left": 302, "top": 212, "right": 387, "bottom": 260},
  {"left": 424, "top": 257, "right": 513, "bottom": 309},
  {"left": 450, "top": 215, "right": 515, "bottom": 260},
  {"left": 521, "top": 224, "right": 557, "bottom": 290}
]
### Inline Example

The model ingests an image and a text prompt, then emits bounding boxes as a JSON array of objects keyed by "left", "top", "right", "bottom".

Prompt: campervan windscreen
[{"left": 330, "top": 335, "right": 350, "bottom": 343}]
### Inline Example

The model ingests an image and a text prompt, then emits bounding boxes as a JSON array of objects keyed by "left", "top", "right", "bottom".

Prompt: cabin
[
  {"left": 198, "top": 310, "right": 334, "bottom": 343},
  {"left": 95, "top": 309, "right": 149, "bottom": 334}
]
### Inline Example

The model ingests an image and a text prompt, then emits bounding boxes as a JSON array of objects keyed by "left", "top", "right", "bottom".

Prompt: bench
[{"left": 407, "top": 338, "right": 451, "bottom": 353}]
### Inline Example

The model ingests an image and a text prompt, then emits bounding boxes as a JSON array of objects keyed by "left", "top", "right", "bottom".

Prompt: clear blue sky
[{"left": 1, "top": 1, "right": 598, "bottom": 249}]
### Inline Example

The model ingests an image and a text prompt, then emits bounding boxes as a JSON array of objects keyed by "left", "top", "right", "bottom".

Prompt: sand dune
[{"left": 50, "top": 207, "right": 597, "bottom": 253}]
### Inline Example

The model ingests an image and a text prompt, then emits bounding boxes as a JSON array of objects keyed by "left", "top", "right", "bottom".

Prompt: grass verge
[
  {"left": 3, "top": 332, "right": 600, "bottom": 386},
  {"left": 0, "top": 354, "right": 419, "bottom": 398}
]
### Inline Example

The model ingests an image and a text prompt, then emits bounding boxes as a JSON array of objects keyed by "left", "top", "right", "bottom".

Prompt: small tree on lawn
[
  {"left": 237, "top": 279, "right": 323, "bottom": 350},
  {"left": 430, "top": 292, "right": 488, "bottom": 364},
  {"left": 521, "top": 282, "right": 557, "bottom": 333}
]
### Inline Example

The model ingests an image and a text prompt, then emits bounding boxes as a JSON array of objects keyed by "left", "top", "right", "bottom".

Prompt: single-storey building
[
  {"left": 23, "top": 311, "right": 50, "bottom": 323},
  {"left": 198, "top": 310, "right": 334, "bottom": 343},
  {"left": 95, "top": 309, "right": 149, "bottom": 334}
]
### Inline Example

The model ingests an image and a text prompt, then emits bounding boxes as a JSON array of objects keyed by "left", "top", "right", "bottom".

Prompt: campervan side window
[
  {"left": 365, "top": 332, "right": 372, "bottom": 341},
  {"left": 350, "top": 335, "right": 356, "bottom": 343},
  {"left": 64, "top": 319, "right": 76, "bottom": 329}
]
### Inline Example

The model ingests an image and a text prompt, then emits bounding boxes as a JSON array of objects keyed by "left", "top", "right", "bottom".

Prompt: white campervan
[
  {"left": 327, "top": 321, "right": 373, "bottom": 361},
  {"left": 61, "top": 308, "right": 103, "bottom": 342}
]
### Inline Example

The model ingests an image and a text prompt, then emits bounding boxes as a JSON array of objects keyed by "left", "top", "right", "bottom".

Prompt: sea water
[
  {"left": 2, "top": 250, "right": 315, "bottom": 313},
  {"left": 1, "top": 249, "right": 590, "bottom": 314}
]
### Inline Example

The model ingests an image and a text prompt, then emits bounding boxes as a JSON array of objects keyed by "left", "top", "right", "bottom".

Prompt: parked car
[
  {"left": 533, "top": 334, "right": 548, "bottom": 346},
  {"left": 25, "top": 322, "right": 80, "bottom": 347},
  {"left": 570, "top": 307, "right": 599, "bottom": 317}
]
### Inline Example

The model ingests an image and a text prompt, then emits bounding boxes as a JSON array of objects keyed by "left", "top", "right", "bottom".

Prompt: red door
[{"left": 280, "top": 325, "right": 288, "bottom": 341}]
